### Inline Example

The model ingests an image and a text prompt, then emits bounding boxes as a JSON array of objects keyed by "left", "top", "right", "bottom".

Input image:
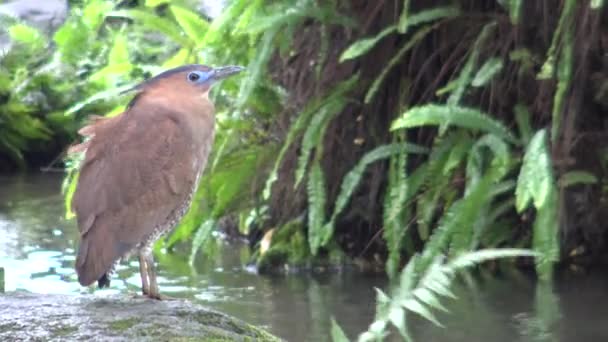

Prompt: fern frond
[
  {"left": 360, "top": 249, "right": 535, "bottom": 340},
  {"left": 514, "top": 103, "right": 532, "bottom": 145},
  {"left": 263, "top": 75, "right": 358, "bottom": 200},
  {"left": 365, "top": 24, "right": 437, "bottom": 104},
  {"left": 236, "top": 28, "right": 277, "bottom": 107},
  {"left": 295, "top": 98, "right": 347, "bottom": 187},
  {"left": 447, "top": 22, "right": 496, "bottom": 106},
  {"left": 559, "top": 170, "right": 598, "bottom": 187},
  {"left": 550, "top": 0, "right": 575, "bottom": 142},
  {"left": 391, "top": 104, "right": 519, "bottom": 145},
  {"left": 515, "top": 129, "right": 553, "bottom": 212},
  {"left": 331, "top": 318, "right": 351, "bottom": 342},
  {"left": 383, "top": 147, "right": 409, "bottom": 278},
  {"left": 533, "top": 186, "right": 559, "bottom": 280},
  {"left": 340, "top": 25, "right": 396, "bottom": 62},
  {"left": 308, "top": 161, "right": 328, "bottom": 255},
  {"left": 189, "top": 219, "right": 217, "bottom": 265},
  {"left": 324, "top": 143, "right": 429, "bottom": 248},
  {"left": 471, "top": 57, "right": 503, "bottom": 87},
  {"left": 398, "top": 6, "right": 460, "bottom": 34}
]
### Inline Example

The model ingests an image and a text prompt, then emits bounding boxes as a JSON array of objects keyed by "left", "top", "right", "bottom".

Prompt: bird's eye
[{"left": 187, "top": 72, "right": 200, "bottom": 82}]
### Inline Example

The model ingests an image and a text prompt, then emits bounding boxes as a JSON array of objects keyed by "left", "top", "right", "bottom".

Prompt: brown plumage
[{"left": 71, "top": 64, "right": 243, "bottom": 299}]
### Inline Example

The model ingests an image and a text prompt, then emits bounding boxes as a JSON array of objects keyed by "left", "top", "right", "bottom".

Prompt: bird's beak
[{"left": 211, "top": 65, "right": 245, "bottom": 81}]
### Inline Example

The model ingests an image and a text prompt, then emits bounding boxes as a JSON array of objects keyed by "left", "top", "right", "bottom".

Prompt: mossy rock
[
  {"left": 0, "top": 292, "right": 282, "bottom": 341},
  {"left": 255, "top": 219, "right": 347, "bottom": 273}
]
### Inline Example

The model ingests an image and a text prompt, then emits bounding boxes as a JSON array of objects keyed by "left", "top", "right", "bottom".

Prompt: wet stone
[{"left": 0, "top": 292, "right": 282, "bottom": 341}]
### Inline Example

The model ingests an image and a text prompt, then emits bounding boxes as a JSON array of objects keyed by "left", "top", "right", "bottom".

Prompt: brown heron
[{"left": 70, "top": 64, "right": 244, "bottom": 299}]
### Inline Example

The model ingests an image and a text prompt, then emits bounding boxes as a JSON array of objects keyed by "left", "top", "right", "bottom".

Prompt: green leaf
[
  {"left": 189, "top": 219, "right": 216, "bottom": 265},
  {"left": 514, "top": 103, "right": 532, "bottom": 145},
  {"left": 365, "top": 24, "right": 436, "bottom": 103},
  {"left": 170, "top": 5, "right": 209, "bottom": 45},
  {"left": 83, "top": 0, "right": 113, "bottom": 31},
  {"left": 515, "top": 129, "right": 553, "bottom": 212},
  {"left": 533, "top": 187, "right": 559, "bottom": 280},
  {"left": 447, "top": 22, "right": 496, "bottom": 106},
  {"left": 295, "top": 99, "right": 347, "bottom": 187},
  {"left": 559, "top": 171, "right": 598, "bottom": 188},
  {"left": 263, "top": 76, "right": 358, "bottom": 200},
  {"left": 108, "top": 10, "right": 189, "bottom": 46},
  {"left": 108, "top": 33, "right": 130, "bottom": 65},
  {"left": 339, "top": 25, "right": 396, "bottom": 62},
  {"left": 500, "top": 0, "right": 523, "bottom": 24},
  {"left": 146, "top": 0, "right": 169, "bottom": 6},
  {"left": 449, "top": 248, "right": 536, "bottom": 269},
  {"left": 391, "top": 104, "right": 518, "bottom": 145},
  {"left": 330, "top": 318, "right": 351, "bottom": 342},
  {"left": 324, "top": 143, "right": 428, "bottom": 245},
  {"left": 591, "top": 0, "right": 605, "bottom": 8},
  {"left": 402, "top": 298, "right": 443, "bottom": 327},
  {"left": 471, "top": 57, "right": 503, "bottom": 87},
  {"left": 8, "top": 24, "right": 43, "bottom": 47},
  {"left": 398, "top": 6, "right": 460, "bottom": 33},
  {"left": 307, "top": 162, "right": 328, "bottom": 255}
]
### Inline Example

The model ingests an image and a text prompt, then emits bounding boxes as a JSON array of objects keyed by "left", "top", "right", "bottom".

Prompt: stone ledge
[{"left": 0, "top": 292, "right": 282, "bottom": 341}]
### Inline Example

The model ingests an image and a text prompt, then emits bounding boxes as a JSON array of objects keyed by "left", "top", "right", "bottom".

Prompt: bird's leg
[
  {"left": 144, "top": 252, "right": 161, "bottom": 300},
  {"left": 138, "top": 252, "right": 150, "bottom": 296}
]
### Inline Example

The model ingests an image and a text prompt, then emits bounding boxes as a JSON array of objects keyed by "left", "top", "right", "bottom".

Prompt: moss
[
  {"left": 256, "top": 219, "right": 312, "bottom": 272},
  {"left": 108, "top": 317, "right": 139, "bottom": 331}
]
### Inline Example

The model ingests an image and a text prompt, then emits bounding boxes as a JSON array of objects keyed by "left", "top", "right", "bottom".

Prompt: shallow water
[{"left": 1, "top": 174, "right": 607, "bottom": 341}]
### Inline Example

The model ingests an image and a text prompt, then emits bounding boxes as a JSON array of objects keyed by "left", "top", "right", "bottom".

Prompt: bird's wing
[{"left": 72, "top": 109, "right": 199, "bottom": 286}]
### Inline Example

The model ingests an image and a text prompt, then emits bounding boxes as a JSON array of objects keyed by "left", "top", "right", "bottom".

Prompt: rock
[
  {"left": 0, "top": 292, "right": 282, "bottom": 341},
  {"left": 0, "top": 0, "right": 67, "bottom": 31}
]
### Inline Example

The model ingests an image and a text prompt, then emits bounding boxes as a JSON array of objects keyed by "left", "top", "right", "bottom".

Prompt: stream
[{"left": 1, "top": 173, "right": 607, "bottom": 341}]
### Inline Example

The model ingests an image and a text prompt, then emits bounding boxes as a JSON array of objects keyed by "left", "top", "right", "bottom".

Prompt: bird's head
[{"left": 127, "top": 64, "right": 244, "bottom": 107}]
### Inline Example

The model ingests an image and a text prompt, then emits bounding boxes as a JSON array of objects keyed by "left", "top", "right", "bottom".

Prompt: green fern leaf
[
  {"left": 472, "top": 57, "right": 503, "bottom": 87},
  {"left": 170, "top": 5, "right": 209, "bottom": 45},
  {"left": 533, "top": 187, "right": 559, "bottom": 280},
  {"left": 325, "top": 143, "right": 428, "bottom": 246},
  {"left": 308, "top": 161, "right": 328, "bottom": 255},
  {"left": 398, "top": 6, "right": 460, "bottom": 33},
  {"left": 295, "top": 99, "right": 347, "bottom": 187},
  {"left": 365, "top": 24, "right": 436, "bottom": 104},
  {"left": 189, "top": 219, "right": 216, "bottom": 265},
  {"left": 515, "top": 129, "right": 553, "bottom": 212},
  {"left": 383, "top": 147, "right": 409, "bottom": 278},
  {"left": 391, "top": 104, "right": 518, "bottom": 145},
  {"left": 108, "top": 10, "right": 189, "bottom": 46},
  {"left": 514, "top": 103, "right": 533, "bottom": 145},
  {"left": 330, "top": 318, "right": 350, "bottom": 342},
  {"left": 263, "top": 75, "right": 358, "bottom": 199},
  {"left": 559, "top": 170, "right": 598, "bottom": 187},
  {"left": 339, "top": 25, "right": 396, "bottom": 62},
  {"left": 447, "top": 22, "right": 496, "bottom": 106}
]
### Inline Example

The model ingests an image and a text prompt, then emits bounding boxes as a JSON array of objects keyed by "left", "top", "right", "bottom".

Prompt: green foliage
[
  {"left": 515, "top": 130, "right": 553, "bottom": 212},
  {"left": 318, "top": 143, "right": 428, "bottom": 254},
  {"left": 398, "top": 6, "right": 460, "bottom": 34},
  {"left": 446, "top": 22, "right": 496, "bottom": 107},
  {"left": 357, "top": 249, "right": 536, "bottom": 341},
  {"left": 559, "top": 170, "right": 598, "bottom": 187},
  {"left": 330, "top": 317, "right": 350, "bottom": 342},
  {"left": 392, "top": 104, "right": 518, "bottom": 145},
  {"left": 365, "top": 24, "right": 436, "bottom": 104},
  {"left": 264, "top": 75, "right": 359, "bottom": 199},
  {"left": 307, "top": 161, "right": 328, "bottom": 255},
  {"left": 472, "top": 57, "right": 503, "bottom": 87},
  {"left": 515, "top": 129, "right": 559, "bottom": 279}
]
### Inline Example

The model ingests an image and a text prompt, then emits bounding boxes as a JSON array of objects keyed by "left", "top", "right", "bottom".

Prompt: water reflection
[
  {"left": 2, "top": 174, "right": 608, "bottom": 341},
  {"left": 0, "top": 173, "right": 381, "bottom": 341}
]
